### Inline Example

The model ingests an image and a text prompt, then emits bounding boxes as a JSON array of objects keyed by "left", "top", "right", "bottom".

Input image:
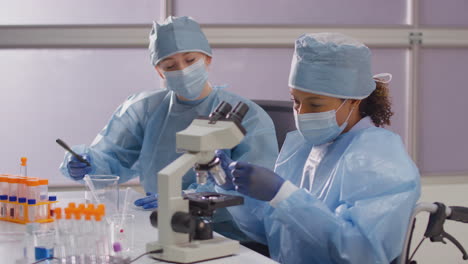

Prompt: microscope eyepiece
[
  {"left": 209, "top": 101, "right": 232, "bottom": 122},
  {"left": 226, "top": 102, "right": 249, "bottom": 124}
]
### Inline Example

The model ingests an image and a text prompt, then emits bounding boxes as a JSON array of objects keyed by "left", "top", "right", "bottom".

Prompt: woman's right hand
[{"left": 67, "top": 154, "right": 92, "bottom": 180}]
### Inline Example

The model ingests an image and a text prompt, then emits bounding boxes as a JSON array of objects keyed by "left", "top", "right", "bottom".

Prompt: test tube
[
  {"left": 26, "top": 178, "right": 39, "bottom": 201},
  {"left": 97, "top": 204, "right": 105, "bottom": 216},
  {"left": 8, "top": 176, "right": 19, "bottom": 199},
  {"left": 28, "top": 199, "right": 37, "bottom": 222},
  {"left": 64, "top": 207, "right": 77, "bottom": 262},
  {"left": 38, "top": 179, "right": 49, "bottom": 202},
  {"left": 20, "top": 157, "right": 27, "bottom": 176},
  {"left": 18, "top": 177, "right": 28, "bottom": 200},
  {"left": 48, "top": 195, "right": 57, "bottom": 218},
  {"left": 36, "top": 179, "right": 49, "bottom": 220},
  {"left": 73, "top": 208, "right": 85, "bottom": 261},
  {"left": 18, "top": 197, "right": 27, "bottom": 221},
  {"left": 54, "top": 208, "right": 67, "bottom": 262},
  {"left": 94, "top": 210, "right": 110, "bottom": 259},
  {"left": 0, "top": 195, "right": 8, "bottom": 218},
  {"left": 0, "top": 175, "right": 9, "bottom": 196},
  {"left": 8, "top": 195, "right": 18, "bottom": 220},
  {"left": 83, "top": 208, "right": 96, "bottom": 261}
]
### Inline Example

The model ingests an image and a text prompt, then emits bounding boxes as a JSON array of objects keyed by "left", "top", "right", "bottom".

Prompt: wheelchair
[{"left": 395, "top": 202, "right": 468, "bottom": 264}]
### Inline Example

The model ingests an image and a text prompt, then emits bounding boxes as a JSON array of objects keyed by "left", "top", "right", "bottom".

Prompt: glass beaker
[
  {"left": 32, "top": 229, "right": 56, "bottom": 261},
  {"left": 85, "top": 175, "right": 120, "bottom": 216}
]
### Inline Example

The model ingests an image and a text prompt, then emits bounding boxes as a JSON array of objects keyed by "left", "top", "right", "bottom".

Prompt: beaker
[
  {"left": 32, "top": 229, "right": 56, "bottom": 261},
  {"left": 85, "top": 175, "right": 120, "bottom": 216}
]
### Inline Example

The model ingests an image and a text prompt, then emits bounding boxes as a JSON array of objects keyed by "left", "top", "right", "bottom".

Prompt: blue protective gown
[
  {"left": 218, "top": 118, "right": 421, "bottom": 264},
  {"left": 59, "top": 86, "right": 279, "bottom": 240}
]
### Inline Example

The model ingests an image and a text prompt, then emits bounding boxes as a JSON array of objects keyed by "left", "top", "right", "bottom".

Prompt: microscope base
[{"left": 146, "top": 236, "right": 240, "bottom": 263}]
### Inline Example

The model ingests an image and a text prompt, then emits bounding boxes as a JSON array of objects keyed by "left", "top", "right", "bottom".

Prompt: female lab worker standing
[
  {"left": 215, "top": 33, "right": 421, "bottom": 263},
  {"left": 59, "top": 16, "right": 278, "bottom": 240}
]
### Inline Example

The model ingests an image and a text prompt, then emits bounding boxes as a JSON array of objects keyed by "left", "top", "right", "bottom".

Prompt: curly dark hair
[{"left": 358, "top": 81, "right": 394, "bottom": 127}]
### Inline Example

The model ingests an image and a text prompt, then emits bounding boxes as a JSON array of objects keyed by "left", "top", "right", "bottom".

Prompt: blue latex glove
[
  {"left": 229, "top": 161, "right": 285, "bottom": 201},
  {"left": 213, "top": 150, "right": 236, "bottom": 190},
  {"left": 134, "top": 192, "right": 158, "bottom": 209},
  {"left": 67, "top": 154, "right": 92, "bottom": 180}
]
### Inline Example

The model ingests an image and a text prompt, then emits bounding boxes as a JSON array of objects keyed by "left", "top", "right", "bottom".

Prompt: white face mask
[
  {"left": 163, "top": 59, "right": 209, "bottom": 100},
  {"left": 294, "top": 100, "right": 355, "bottom": 145}
]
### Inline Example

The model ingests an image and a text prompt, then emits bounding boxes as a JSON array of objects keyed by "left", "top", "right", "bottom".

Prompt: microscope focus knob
[
  {"left": 150, "top": 210, "right": 158, "bottom": 228},
  {"left": 171, "top": 211, "right": 196, "bottom": 234}
]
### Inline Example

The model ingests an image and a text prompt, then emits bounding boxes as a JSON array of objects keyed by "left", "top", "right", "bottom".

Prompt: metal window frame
[
  {"left": 1, "top": 26, "right": 467, "bottom": 49},
  {"left": 1, "top": 0, "right": 467, "bottom": 178}
]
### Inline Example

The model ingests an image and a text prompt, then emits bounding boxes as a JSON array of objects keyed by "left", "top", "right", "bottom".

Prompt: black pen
[{"left": 56, "top": 138, "right": 91, "bottom": 166}]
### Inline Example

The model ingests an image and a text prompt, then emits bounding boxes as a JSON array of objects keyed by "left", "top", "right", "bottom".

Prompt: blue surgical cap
[
  {"left": 288, "top": 33, "right": 376, "bottom": 99},
  {"left": 149, "top": 16, "right": 212, "bottom": 66}
]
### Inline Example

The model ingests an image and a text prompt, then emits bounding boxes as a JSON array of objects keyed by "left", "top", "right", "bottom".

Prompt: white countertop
[{"left": 0, "top": 190, "right": 278, "bottom": 264}]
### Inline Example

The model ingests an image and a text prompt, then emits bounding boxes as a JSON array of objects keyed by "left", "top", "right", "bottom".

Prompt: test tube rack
[{"left": 0, "top": 200, "right": 58, "bottom": 224}]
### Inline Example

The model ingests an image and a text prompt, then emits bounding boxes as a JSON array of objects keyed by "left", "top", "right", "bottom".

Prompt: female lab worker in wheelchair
[
  {"left": 59, "top": 16, "right": 278, "bottom": 241},
  {"left": 214, "top": 33, "right": 421, "bottom": 264}
]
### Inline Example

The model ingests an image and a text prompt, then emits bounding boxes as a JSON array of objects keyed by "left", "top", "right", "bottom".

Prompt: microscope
[{"left": 146, "top": 101, "right": 249, "bottom": 263}]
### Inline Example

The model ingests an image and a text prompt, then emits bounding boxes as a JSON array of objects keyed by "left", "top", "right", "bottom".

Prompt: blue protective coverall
[
  {"left": 59, "top": 86, "right": 279, "bottom": 240},
  {"left": 218, "top": 118, "right": 421, "bottom": 263}
]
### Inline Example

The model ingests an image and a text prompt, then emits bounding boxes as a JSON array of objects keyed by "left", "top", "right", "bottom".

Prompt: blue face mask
[
  {"left": 163, "top": 59, "right": 209, "bottom": 100},
  {"left": 294, "top": 100, "right": 355, "bottom": 145}
]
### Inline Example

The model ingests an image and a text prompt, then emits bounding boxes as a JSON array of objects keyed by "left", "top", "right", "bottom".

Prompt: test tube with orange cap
[
  {"left": 54, "top": 208, "right": 63, "bottom": 235},
  {"left": 26, "top": 178, "right": 39, "bottom": 201},
  {"left": 93, "top": 208, "right": 110, "bottom": 257},
  {"left": 54, "top": 207, "right": 62, "bottom": 220},
  {"left": 36, "top": 178, "right": 48, "bottom": 220},
  {"left": 38, "top": 178, "right": 49, "bottom": 202},
  {"left": 17, "top": 177, "right": 28, "bottom": 200},
  {"left": 53, "top": 207, "right": 67, "bottom": 260},
  {"left": 8, "top": 176, "right": 19, "bottom": 199},
  {"left": 64, "top": 207, "right": 73, "bottom": 220},
  {"left": 20, "top": 157, "right": 27, "bottom": 176},
  {"left": 0, "top": 175, "right": 9, "bottom": 196},
  {"left": 63, "top": 207, "right": 76, "bottom": 259},
  {"left": 97, "top": 204, "right": 106, "bottom": 216}
]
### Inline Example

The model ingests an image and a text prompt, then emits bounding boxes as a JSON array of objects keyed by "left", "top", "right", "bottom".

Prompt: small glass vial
[
  {"left": 18, "top": 197, "right": 27, "bottom": 221},
  {"left": 8, "top": 195, "right": 18, "bottom": 220},
  {"left": 0, "top": 195, "right": 8, "bottom": 218},
  {"left": 28, "top": 199, "right": 37, "bottom": 222},
  {"left": 48, "top": 195, "right": 57, "bottom": 218}
]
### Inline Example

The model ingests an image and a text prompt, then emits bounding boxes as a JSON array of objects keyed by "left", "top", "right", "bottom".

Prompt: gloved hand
[
  {"left": 213, "top": 150, "right": 236, "bottom": 190},
  {"left": 229, "top": 161, "right": 285, "bottom": 201},
  {"left": 67, "top": 154, "right": 92, "bottom": 180},
  {"left": 134, "top": 192, "right": 158, "bottom": 209}
]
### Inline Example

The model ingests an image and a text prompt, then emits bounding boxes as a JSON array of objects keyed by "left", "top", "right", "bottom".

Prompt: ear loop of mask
[{"left": 337, "top": 99, "right": 357, "bottom": 127}]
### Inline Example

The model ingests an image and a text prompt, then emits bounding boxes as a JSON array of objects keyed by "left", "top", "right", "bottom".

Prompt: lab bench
[{"left": 0, "top": 190, "right": 278, "bottom": 264}]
